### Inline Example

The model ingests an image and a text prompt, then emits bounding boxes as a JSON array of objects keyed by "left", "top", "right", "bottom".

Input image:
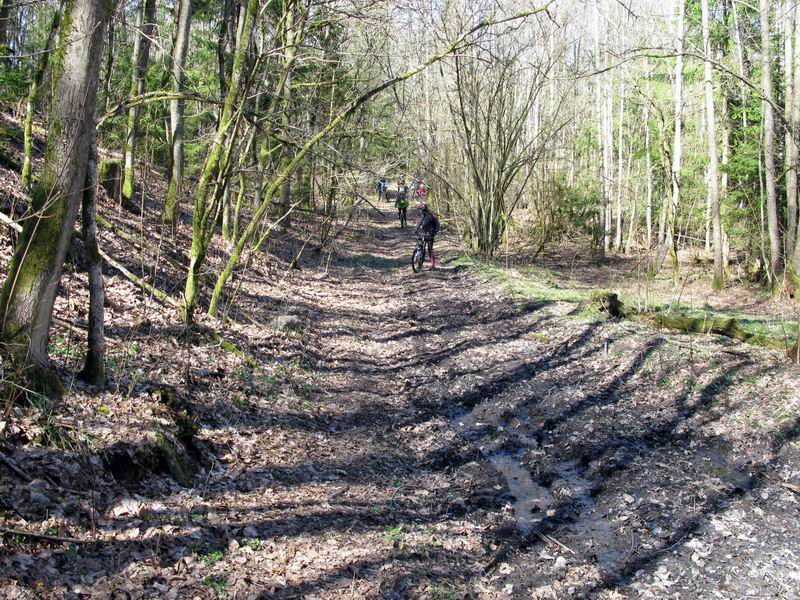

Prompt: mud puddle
[{"left": 453, "top": 399, "right": 597, "bottom": 540}]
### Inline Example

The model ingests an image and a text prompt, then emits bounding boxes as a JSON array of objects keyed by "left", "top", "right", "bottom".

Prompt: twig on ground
[
  {"left": 537, "top": 531, "right": 576, "bottom": 555},
  {"left": 0, "top": 450, "right": 33, "bottom": 482},
  {"left": 0, "top": 526, "right": 88, "bottom": 545}
]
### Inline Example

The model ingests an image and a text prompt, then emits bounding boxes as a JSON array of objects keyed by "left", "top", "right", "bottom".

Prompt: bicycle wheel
[{"left": 411, "top": 246, "right": 424, "bottom": 272}]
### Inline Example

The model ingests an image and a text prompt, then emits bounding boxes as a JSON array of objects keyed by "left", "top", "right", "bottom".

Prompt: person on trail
[
  {"left": 411, "top": 172, "right": 421, "bottom": 196},
  {"left": 415, "top": 181, "right": 427, "bottom": 200},
  {"left": 414, "top": 200, "right": 439, "bottom": 269},
  {"left": 395, "top": 180, "right": 409, "bottom": 225},
  {"left": 375, "top": 176, "right": 388, "bottom": 202}
]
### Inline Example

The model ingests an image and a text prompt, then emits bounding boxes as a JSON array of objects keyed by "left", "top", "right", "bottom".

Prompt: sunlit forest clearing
[{"left": 0, "top": 0, "right": 799, "bottom": 597}]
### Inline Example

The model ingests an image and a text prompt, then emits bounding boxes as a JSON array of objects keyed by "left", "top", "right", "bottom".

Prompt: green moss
[
  {"left": 163, "top": 178, "right": 178, "bottom": 224},
  {"left": 20, "top": 98, "right": 34, "bottom": 188},
  {"left": 98, "top": 159, "right": 122, "bottom": 200},
  {"left": 154, "top": 430, "right": 196, "bottom": 487}
]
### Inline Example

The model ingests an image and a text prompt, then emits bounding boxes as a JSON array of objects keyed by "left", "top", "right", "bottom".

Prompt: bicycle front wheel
[{"left": 411, "top": 246, "right": 424, "bottom": 272}]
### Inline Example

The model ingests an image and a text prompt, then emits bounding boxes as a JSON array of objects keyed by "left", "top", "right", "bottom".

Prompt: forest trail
[
  {"left": 3, "top": 204, "right": 800, "bottom": 599},
  {"left": 185, "top": 205, "right": 799, "bottom": 599}
]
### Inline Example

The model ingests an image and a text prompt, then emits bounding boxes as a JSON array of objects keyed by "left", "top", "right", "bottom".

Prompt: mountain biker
[
  {"left": 414, "top": 200, "right": 439, "bottom": 269},
  {"left": 375, "top": 176, "right": 388, "bottom": 202},
  {"left": 415, "top": 181, "right": 427, "bottom": 201},
  {"left": 395, "top": 180, "right": 409, "bottom": 225}
]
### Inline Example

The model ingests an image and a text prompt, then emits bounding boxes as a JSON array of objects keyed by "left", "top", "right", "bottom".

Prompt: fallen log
[{"left": 585, "top": 289, "right": 791, "bottom": 353}]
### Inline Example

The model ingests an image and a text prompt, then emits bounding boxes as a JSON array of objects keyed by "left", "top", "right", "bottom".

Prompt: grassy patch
[
  {"left": 383, "top": 523, "right": 406, "bottom": 545},
  {"left": 202, "top": 575, "right": 228, "bottom": 594},
  {"left": 458, "top": 255, "right": 585, "bottom": 303},
  {"left": 197, "top": 548, "right": 225, "bottom": 565},
  {"left": 458, "top": 253, "right": 799, "bottom": 349}
]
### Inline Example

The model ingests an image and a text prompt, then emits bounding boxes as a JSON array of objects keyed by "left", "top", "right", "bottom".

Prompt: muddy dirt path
[
  {"left": 249, "top": 207, "right": 800, "bottom": 599},
  {"left": 6, "top": 207, "right": 798, "bottom": 599}
]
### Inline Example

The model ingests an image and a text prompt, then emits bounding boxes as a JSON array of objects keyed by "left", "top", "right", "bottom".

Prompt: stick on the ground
[
  {"left": 537, "top": 531, "right": 576, "bottom": 555},
  {"left": 98, "top": 248, "right": 181, "bottom": 309},
  {"left": 0, "top": 450, "right": 33, "bottom": 482},
  {"left": 0, "top": 526, "right": 88, "bottom": 545}
]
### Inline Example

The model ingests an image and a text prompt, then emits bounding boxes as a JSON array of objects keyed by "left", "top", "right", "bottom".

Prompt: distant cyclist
[
  {"left": 414, "top": 200, "right": 439, "bottom": 269},
  {"left": 395, "top": 179, "right": 409, "bottom": 226},
  {"left": 415, "top": 181, "right": 427, "bottom": 201},
  {"left": 375, "top": 176, "right": 388, "bottom": 202}
]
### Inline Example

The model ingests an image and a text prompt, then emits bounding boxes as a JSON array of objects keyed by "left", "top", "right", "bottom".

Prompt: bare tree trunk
[
  {"left": 732, "top": 0, "right": 748, "bottom": 129},
  {"left": 20, "top": 5, "right": 62, "bottom": 189},
  {"left": 0, "top": 0, "right": 11, "bottom": 56},
  {"left": 593, "top": 0, "right": 606, "bottom": 263},
  {"left": 603, "top": 63, "right": 613, "bottom": 254},
  {"left": 644, "top": 63, "right": 654, "bottom": 248},
  {"left": 786, "top": 0, "right": 799, "bottom": 256},
  {"left": 614, "top": 81, "right": 625, "bottom": 251},
  {"left": 721, "top": 91, "right": 730, "bottom": 200},
  {"left": 122, "top": 0, "right": 156, "bottom": 205},
  {"left": 703, "top": 0, "right": 724, "bottom": 289},
  {"left": 163, "top": 0, "right": 193, "bottom": 228},
  {"left": 656, "top": 0, "right": 684, "bottom": 276},
  {"left": 761, "top": 0, "right": 782, "bottom": 277},
  {"left": 0, "top": 0, "right": 110, "bottom": 398},
  {"left": 102, "top": 12, "right": 115, "bottom": 110},
  {"left": 217, "top": 0, "right": 235, "bottom": 101},
  {"left": 626, "top": 161, "right": 640, "bottom": 254},
  {"left": 791, "top": 4, "right": 800, "bottom": 274},
  {"left": 78, "top": 129, "right": 105, "bottom": 387},
  {"left": 277, "top": 0, "right": 298, "bottom": 231}
]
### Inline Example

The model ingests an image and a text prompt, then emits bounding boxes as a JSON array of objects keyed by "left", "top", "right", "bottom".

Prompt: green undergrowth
[
  {"left": 457, "top": 254, "right": 799, "bottom": 349},
  {"left": 456, "top": 255, "right": 585, "bottom": 303}
]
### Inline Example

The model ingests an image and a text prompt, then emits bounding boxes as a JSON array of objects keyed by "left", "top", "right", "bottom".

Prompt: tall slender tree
[
  {"left": 0, "top": 0, "right": 112, "bottom": 397},
  {"left": 760, "top": 0, "right": 781, "bottom": 277},
  {"left": 122, "top": 0, "right": 157, "bottom": 206},
  {"left": 163, "top": 0, "right": 193, "bottom": 227},
  {"left": 20, "top": 4, "right": 63, "bottom": 189},
  {"left": 702, "top": 0, "right": 723, "bottom": 289}
]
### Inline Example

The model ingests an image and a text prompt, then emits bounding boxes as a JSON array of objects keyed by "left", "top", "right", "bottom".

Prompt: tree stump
[{"left": 98, "top": 159, "right": 122, "bottom": 201}]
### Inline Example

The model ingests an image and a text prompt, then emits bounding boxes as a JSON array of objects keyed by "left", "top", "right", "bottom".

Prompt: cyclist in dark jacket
[
  {"left": 414, "top": 200, "right": 439, "bottom": 269},
  {"left": 375, "top": 177, "right": 387, "bottom": 202}
]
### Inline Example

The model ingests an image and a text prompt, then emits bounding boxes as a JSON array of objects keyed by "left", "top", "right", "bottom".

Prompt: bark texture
[
  {"left": 0, "top": 0, "right": 111, "bottom": 398},
  {"left": 164, "top": 0, "right": 193, "bottom": 227},
  {"left": 78, "top": 131, "right": 105, "bottom": 387}
]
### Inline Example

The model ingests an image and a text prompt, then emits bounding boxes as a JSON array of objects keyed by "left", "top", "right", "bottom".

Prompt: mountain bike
[{"left": 411, "top": 235, "right": 427, "bottom": 272}]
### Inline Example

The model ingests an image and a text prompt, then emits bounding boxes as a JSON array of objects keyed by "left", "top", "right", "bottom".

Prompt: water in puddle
[
  {"left": 489, "top": 453, "right": 553, "bottom": 534},
  {"left": 454, "top": 403, "right": 593, "bottom": 538}
]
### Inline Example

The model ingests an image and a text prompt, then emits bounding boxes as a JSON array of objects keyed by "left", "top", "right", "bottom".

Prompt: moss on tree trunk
[{"left": 0, "top": 0, "right": 111, "bottom": 400}]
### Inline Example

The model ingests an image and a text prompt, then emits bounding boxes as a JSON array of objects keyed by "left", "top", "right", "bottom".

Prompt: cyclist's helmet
[{"left": 418, "top": 200, "right": 428, "bottom": 210}]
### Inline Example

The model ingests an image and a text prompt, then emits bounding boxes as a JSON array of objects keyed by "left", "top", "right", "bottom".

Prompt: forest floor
[{"left": 1, "top": 116, "right": 800, "bottom": 597}]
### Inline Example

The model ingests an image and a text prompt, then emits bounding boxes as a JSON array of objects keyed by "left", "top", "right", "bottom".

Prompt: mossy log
[
  {"left": 648, "top": 313, "right": 743, "bottom": 338},
  {"left": 645, "top": 313, "right": 785, "bottom": 350},
  {"left": 585, "top": 288, "right": 789, "bottom": 353},
  {"left": 98, "top": 159, "right": 122, "bottom": 201}
]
